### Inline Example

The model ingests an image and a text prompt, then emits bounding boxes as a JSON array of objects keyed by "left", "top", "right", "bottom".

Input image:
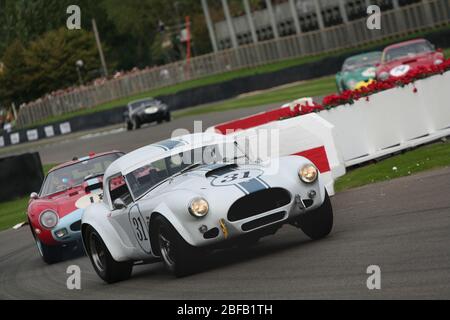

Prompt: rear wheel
[
  {"left": 85, "top": 226, "right": 132, "bottom": 283},
  {"left": 155, "top": 216, "right": 203, "bottom": 277},
  {"left": 296, "top": 191, "right": 333, "bottom": 240}
]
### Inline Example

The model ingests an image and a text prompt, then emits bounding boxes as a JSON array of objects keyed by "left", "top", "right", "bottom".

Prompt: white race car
[{"left": 81, "top": 133, "right": 333, "bottom": 283}]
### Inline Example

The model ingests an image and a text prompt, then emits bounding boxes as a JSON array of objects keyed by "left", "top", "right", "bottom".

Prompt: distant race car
[
  {"left": 124, "top": 98, "right": 171, "bottom": 130},
  {"left": 81, "top": 133, "right": 333, "bottom": 283},
  {"left": 27, "top": 151, "right": 124, "bottom": 264},
  {"left": 336, "top": 51, "right": 382, "bottom": 92},
  {"left": 376, "top": 38, "right": 444, "bottom": 81}
]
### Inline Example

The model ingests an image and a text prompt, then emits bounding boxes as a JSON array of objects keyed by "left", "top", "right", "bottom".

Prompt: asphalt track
[
  {"left": 0, "top": 101, "right": 288, "bottom": 165},
  {"left": 1, "top": 101, "right": 449, "bottom": 299},
  {"left": 0, "top": 167, "right": 449, "bottom": 299}
]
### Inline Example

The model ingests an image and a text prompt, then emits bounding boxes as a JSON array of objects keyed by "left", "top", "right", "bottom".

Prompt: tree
[
  {"left": 22, "top": 28, "right": 103, "bottom": 100},
  {"left": 0, "top": 40, "right": 29, "bottom": 105}
]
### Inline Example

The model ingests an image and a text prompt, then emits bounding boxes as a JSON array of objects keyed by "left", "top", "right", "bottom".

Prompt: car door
[{"left": 108, "top": 176, "right": 152, "bottom": 258}]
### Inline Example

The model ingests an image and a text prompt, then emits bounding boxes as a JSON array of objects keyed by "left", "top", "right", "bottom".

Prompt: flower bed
[{"left": 282, "top": 58, "right": 450, "bottom": 119}]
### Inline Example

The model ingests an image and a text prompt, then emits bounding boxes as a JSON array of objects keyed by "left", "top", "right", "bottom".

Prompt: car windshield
[
  {"left": 342, "top": 52, "right": 381, "bottom": 71},
  {"left": 384, "top": 41, "right": 433, "bottom": 62},
  {"left": 129, "top": 99, "right": 157, "bottom": 111},
  {"left": 125, "top": 143, "right": 247, "bottom": 199},
  {"left": 40, "top": 153, "right": 122, "bottom": 196}
]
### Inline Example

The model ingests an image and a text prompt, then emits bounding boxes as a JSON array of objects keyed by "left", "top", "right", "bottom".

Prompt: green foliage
[
  {"left": 0, "top": 28, "right": 103, "bottom": 105},
  {"left": 23, "top": 28, "right": 102, "bottom": 99},
  {"left": 0, "top": 40, "right": 28, "bottom": 105}
]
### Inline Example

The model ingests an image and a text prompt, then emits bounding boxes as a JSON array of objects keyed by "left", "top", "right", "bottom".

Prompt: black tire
[
  {"left": 126, "top": 121, "right": 133, "bottom": 131},
  {"left": 157, "top": 118, "right": 163, "bottom": 124},
  {"left": 84, "top": 226, "right": 133, "bottom": 283},
  {"left": 155, "top": 216, "right": 203, "bottom": 277},
  {"left": 297, "top": 191, "right": 333, "bottom": 240},
  {"left": 165, "top": 112, "right": 171, "bottom": 122},
  {"left": 131, "top": 117, "right": 141, "bottom": 130},
  {"left": 28, "top": 221, "right": 63, "bottom": 264},
  {"left": 35, "top": 236, "right": 63, "bottom": 264}
]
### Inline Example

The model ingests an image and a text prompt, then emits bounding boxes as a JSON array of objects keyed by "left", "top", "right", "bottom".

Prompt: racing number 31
[
  {"left": 132, "top": 216, "right": 148, "bottom": 241},
  {"left": 221, "top": 171, "right": 250, "bottom": 183}
]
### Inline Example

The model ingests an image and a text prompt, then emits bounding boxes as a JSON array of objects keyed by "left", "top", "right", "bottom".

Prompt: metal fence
[{"left": 17, "top": 0, "right": 450, "bottom": 127}]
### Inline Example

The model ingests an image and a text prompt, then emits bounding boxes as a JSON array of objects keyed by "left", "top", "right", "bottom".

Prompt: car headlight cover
[
  {"left": 299, "top": 164, "right": 318, "bottom": 184},
  {"left": 346, "top": 79, "right": 357, "bottom": 89},
  {"left": 434, "top": 59, "right": 443, "bottom": 65},
  {"left": 189, "top": 198, "right": 209, "bottom": 217},
  {"left": 39, "top": 210, "right": 59, "bottom": 229},
  {"left": 379, "top": 72, "right": 389, "bottom": 80}
]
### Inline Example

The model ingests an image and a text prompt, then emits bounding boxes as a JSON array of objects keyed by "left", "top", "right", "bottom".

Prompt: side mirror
[
  {"left": 30, "top": 192, "right": 39, "bottom": 200},
  {"left": 436, "top": 48, "right": 443, "bottom": 53},
  {"left": 113, "top": 198, "right": 126, "bottom": 210}
]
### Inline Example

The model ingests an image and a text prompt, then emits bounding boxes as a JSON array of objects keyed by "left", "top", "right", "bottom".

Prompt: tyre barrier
[{"left": 0, "top": 152, "right": 44, "bottom": 202}]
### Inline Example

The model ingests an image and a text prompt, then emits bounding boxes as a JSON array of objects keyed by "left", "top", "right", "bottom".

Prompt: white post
[
  {"left": 314, "top": 0, "right": 325, "bottom": 30},
  {"left": 201, "top": 0, "right": 219, "bottom": 52},
  {"left": 288, "top": 0, "right": 302, "bottom": 34},
  {"left": 265, "top": 0, "right": 279, "bottom": 39},
  {"left": 221, "top": 0, "right": 239, "bottom": 49},
  {"left": 338, "top": 0, "right": 349, "bottom": 23},
  {"left": 243, "top": 0, "right": 258, "bottom": 43}
]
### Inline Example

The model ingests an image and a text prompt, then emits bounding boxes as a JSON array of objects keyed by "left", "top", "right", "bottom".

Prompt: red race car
[
  {"left": 376, "top": 38, "right": 444, "bottom": 81},
  {"left": 27, "top": 151, "right": 124, "bottom": 264}
]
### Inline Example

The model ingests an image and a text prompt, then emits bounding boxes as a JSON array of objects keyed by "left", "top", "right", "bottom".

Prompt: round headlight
[
  {"left": 188, "top": 198, "right": 209, "bottom": 218},
  {"left": 299, "top": 164, "right": 318, "bottom": 184},
  {"left": 434, "top": 59, "right": 443, "bottom": 65},
  {"left": 379, "top": 72, "right": 389, "bottom": 81},
  {"left": 346, "top": 79, "right": 357, "bottom": 89},
  {"left": 39, "top": 210, "right": 59, "bottom": 229}
]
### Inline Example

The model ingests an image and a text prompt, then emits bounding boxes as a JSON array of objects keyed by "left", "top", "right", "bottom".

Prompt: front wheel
[
  {"left": 155, "top": 216, "right": 203, "bottom": 277},
  {"left": 126, "top": 120, "right": 133, "bottom": 131},
  {"left": 296, "top": 191, "right": 333, "bottom": 240},
  {"left": 85, "top": 226, "right": 132, "bottom": 283},
  {"left": 131, "top": 117, "right": 141, "bottom": 130},
  {"left": 35, "top": 236, "right": 63, "bottom": 264}
]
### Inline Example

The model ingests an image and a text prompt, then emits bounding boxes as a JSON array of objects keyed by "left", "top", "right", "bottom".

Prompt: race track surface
[
  {"left": 1, "top": 167, "right": 449, "bottom": 299},
  {"left": 0, "top": 102, "right": 287, "bottom": 165}
]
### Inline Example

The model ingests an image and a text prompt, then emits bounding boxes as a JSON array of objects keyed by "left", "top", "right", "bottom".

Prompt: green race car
[{"left": 335, "top": 51, "right": 382, "bottom": 92}]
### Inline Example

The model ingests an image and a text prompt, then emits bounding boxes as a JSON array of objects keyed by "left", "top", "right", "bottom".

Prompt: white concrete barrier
[
  {"left": 319, "top": 72, "right": 450, "bottom": 166},
  {"left": 208, "top": 71, "right": 450, "bottom": 193}
]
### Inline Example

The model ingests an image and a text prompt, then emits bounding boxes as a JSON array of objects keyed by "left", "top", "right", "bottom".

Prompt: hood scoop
[{"left": 205, "top": 163, "right": 238, "bottom": 178}]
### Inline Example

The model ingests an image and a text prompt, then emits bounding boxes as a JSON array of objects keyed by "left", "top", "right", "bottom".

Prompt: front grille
[
  {"left": 241, "top": 212, "right": 286, "bottom": 231},
  {"left": 227, "top": 188, "right": 291, "bottom": 222},
  {"left": 70, "top": 220, "right": 81, "bottom": 232}
]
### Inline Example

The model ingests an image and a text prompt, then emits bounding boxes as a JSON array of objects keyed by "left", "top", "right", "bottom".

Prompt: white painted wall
[{"left": 209, "top": 71, "right": 450, "bottom": 194}]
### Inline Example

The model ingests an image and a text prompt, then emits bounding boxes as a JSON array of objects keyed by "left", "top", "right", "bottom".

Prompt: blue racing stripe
[
  {"left": 154, "top": 139, "right": 187, "bottom": 151},
  {"left": 238, "top": 178, "right": 268, "bottom": 194}
]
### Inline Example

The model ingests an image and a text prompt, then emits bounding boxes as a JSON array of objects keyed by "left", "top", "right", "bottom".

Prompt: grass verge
[
  {"left": 174, "top": 76, "right": 336, "bottom": 118},
  {"left": 335, "top": 140, "right": 450, "bottom": 192},
  {"left": 0, "top": 164, "right": 55, "bottom": 231}
]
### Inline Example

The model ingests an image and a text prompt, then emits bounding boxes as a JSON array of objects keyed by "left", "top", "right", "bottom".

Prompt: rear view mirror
[{"left": 113, "top": 198, "right": 126, "bottom": 210}]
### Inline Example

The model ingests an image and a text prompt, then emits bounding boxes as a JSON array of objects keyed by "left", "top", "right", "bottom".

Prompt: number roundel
[
  {"left": 128, "top": 206, "right": 152, "bottom": 254},
  {"left": 211, "top": 169, "right": 263, "bottom": 187}
]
